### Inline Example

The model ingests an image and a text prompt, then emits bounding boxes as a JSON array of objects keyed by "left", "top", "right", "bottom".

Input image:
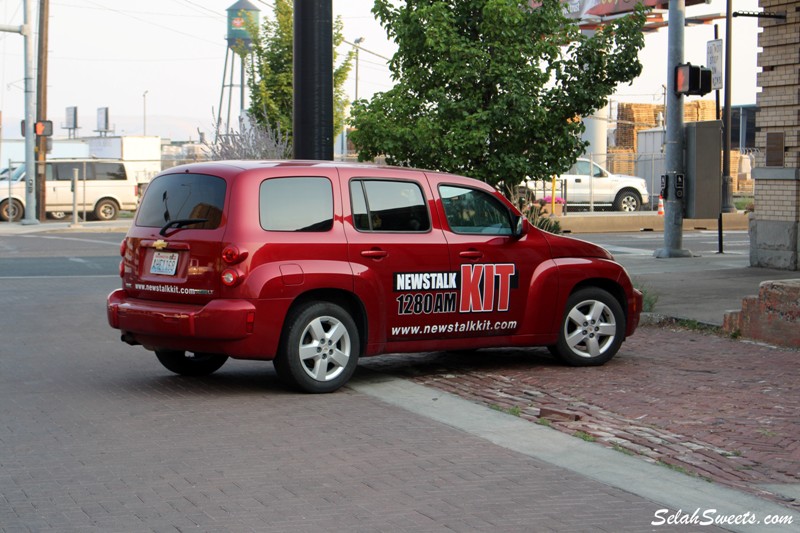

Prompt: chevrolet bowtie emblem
[{"left": 153, "top": 239, "right": 168, "bottom": 250}]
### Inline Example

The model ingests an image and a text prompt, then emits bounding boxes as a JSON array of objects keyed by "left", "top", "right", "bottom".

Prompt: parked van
[{"left": 0, "top": 159, "right": 160, "bottom": 221}]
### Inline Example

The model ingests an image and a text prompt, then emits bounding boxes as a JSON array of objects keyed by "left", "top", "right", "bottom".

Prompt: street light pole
[
  {"left": 143, "top": 90, "right": 148, "bottom": 136},
  {"left": 354, "top": 37, "right": 364, "bottom": 102}
]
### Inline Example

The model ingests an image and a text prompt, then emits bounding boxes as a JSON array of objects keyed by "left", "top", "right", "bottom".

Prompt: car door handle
[
  {"left": 459, "top": 250, "right": 483, "bottom": 259},
  {"left": 575, "top": 179, "right": 582, "bottom": 183},
  {"left": 361, "top": 249, "right": 388, "bottom": 259}
]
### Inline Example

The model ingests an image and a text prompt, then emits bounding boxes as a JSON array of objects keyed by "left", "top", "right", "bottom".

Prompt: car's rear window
[
  {"left": 136, "top": 173, "right": 226, "bottom": 230},
  {"left": 260, "top": 177, "right": 333, "bottom": 232}
]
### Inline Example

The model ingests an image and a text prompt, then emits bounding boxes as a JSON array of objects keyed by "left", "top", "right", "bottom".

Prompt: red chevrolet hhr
[{"left": 107, "top": 161, "right": 642, "bottom": 393}]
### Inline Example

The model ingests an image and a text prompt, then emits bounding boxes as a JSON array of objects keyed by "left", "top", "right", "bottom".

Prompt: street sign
[{"left": 707, "top": 39, "right": 723, "bottom": 91}]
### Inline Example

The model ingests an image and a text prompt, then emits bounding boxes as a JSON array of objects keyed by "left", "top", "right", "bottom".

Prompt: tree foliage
[
  {"left": 349, "top": 0, "right": 647, "bottom": 188},
  {"left": 241, "top": 0, "right": 354, "bottom": 140}
]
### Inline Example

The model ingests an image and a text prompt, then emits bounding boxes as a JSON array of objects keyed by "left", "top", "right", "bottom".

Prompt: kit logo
[{"left": 459, "top": 263, "right": 515, "bottom": 313}]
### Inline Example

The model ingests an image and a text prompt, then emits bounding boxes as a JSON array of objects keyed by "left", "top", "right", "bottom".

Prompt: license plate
[{"left": 150, "top": 251, "right": 179, "bottom": 275}]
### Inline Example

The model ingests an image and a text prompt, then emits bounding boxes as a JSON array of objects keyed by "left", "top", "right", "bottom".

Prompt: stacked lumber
[
  {"left": 615, "top": 103, "right": 663, "bottom": 151},
  {"left": 607, "top": 148, "right": 636, "bottom": 175}
]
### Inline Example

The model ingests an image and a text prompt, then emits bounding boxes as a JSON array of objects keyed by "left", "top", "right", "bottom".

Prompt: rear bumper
[{"left": 107, "top": 289, "right": 255, "bottom": 340}]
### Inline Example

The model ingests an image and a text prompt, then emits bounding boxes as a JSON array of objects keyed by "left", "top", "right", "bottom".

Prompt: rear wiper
[{"left": 159, "top": 218, "right": 208, "bottom": 236}]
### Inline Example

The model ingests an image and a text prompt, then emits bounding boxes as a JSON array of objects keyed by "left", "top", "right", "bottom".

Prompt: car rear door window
[
  {"left": 136, "top": 173, "right": 226, "bottom": 230},
  {"left": 350, "top": 179, "right": 430, "bottom": 232},
  {"left": 260, "top": 177, "right": 333, "bottom": 232}
]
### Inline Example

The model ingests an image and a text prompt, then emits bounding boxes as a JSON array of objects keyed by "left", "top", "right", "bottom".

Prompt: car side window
[
  {"left": 55, "top": 162, "right": 93, "bottom": 181},
  {"left": 350, "top": 179, "right": 430, "bottom": 232},
  {"left": 591, "top": 163, "right": 605, "bottom": 178},
  {"left": 95, "top": 162, "right": 126, "bottom": 181},
  {"left": 261, "top": 177, "right": 333, "bottom": 232},
  {"left": 440, "top": 185, "right": 512, "bottom": 235},
  {"left": 571, "top": 161, "right": 591, "bottom": 176}
]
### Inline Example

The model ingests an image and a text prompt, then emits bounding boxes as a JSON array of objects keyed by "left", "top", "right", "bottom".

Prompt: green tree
[
  {"left": 240, "top": 0, "right": 354, "bottom": 139},
  {"left": 349, "top": 0, "right": 647, "bottom": 188}
]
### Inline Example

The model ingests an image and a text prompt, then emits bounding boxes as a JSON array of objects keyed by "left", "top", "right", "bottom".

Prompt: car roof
[{"left": 162, "top": 160, "right": 488, "bottom": 184}]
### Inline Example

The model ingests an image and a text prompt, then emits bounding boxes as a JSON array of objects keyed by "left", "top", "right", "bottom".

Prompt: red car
[{"left": 107, "top": 161, "right": 642, "bottom": 393}]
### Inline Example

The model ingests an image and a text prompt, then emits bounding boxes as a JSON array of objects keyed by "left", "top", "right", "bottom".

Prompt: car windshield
[{"left": 0, "top": 166, "right": 25, "bottom": 182}]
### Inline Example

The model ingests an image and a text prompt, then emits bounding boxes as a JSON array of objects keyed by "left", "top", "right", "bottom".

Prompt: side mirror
[{"left": 511, "top": 214, "right": 528, "bottom": 238}]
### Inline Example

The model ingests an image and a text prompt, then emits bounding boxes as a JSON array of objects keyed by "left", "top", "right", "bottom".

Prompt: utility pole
[
  {"left": 293, "top": 0, "right": 333, "bottom": 160},
  {"left": 22, "top": 0, "right": 38, "bottom": 224},
  {"left": 36, "top": 0, "right": 49, "bottom": 222},
  {"left": 655, "top": 0, "right": 691, "bottom": 258},
  {"left": 720, "top": 0, "right": 736, "bottom": 213}
]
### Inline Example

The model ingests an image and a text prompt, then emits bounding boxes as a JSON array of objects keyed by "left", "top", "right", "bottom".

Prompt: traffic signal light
[
  {"left": 20, "top": 120, "right": 53, "bottom": 136},
  {"left": 675, "top": 63, "right": 712, "bottom": 96}
]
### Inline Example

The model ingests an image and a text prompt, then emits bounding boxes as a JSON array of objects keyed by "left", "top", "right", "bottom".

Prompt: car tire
[
  {"left": 0, "top": 199, "right": 24, "bottom": 222},
  {"left": 275, "top": 302, "right": 359, "bottom": 394},
  {"left": 613, "top": 189, "right": 641, "bottom": 212},
  {"left": 551, "top": 287, "right": 625, "bottom": 366},
  {"left": 93, "top": 199, "right": 119, "bottom": 221},
  {"left": 155, "top": 350, "right": 228, "bottom": 376}
]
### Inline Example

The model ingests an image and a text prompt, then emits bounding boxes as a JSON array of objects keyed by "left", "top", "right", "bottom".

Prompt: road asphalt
[{"left": 1, "top": 217, "right": 798, "bottom": 532}]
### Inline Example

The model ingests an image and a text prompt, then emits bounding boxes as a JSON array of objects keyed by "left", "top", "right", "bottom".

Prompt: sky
[{"left": 0, "top": 0, "right": 761, "bottom": 143}]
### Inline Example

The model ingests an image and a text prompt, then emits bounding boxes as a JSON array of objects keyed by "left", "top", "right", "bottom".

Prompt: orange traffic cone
[{"left": 657, "top": 195, "right": 664, "bottom": 216}]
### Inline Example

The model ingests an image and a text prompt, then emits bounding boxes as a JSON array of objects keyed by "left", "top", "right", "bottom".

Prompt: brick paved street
[
  {"left": 0, "top": 276, "right": 735, "bottom": 532},
  {"left": 361, "top": 323, "right": 800, "bottom": 511},
  {"left": 1, "top": 229, "right": 798, "bottom": 531}
]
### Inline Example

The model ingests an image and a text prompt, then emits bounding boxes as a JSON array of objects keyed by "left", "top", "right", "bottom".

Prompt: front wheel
[
  {"left": 550, "top": 288, "right": 625, "bottom": 366},
  {"left": 613, "top": 190, "right": 641, "bottom": 212},
  {"left": 274, "top": 302, "right": 360, "bottom": 393},
  {"left": 155, "top": 350, "right": 228, "bottom": 376}
]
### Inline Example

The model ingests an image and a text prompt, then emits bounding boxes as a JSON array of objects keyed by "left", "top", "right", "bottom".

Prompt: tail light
[
  {"left": 118, "top": 239, "right": 127, "bottom": 278},
  {"left": 221, "top": 245, "right": 248, "bottom": 287},
  {"left": 222, "top": 245, "right": 248, "bottom": 265},
  {"left": 221, "top": 268, "right": 242, "bottom": 287}
]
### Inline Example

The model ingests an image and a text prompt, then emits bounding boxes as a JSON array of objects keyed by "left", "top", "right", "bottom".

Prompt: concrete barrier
[{"left": 555, "top": 211, "right": 749, "bottom": 234}]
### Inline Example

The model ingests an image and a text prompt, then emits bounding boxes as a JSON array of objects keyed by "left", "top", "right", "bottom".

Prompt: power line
[
  {"left": 80, "top": 0, "right": 222, "bottom": 45},
  {"left": 51, "top": 1, "right": 214, "bottom": 18},
  {"left": 169, "top": 0, "right": 221, "bottom": 18}
]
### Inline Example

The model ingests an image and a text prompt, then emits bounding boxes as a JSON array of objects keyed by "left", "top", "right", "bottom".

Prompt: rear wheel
[
  {"left": 613, "top": 189, "right": 641, "bottom": 212},
  {"left": 550, "top": 288, "right": 625, "bottom": 366},
  {"left": 274, "top": 302, "right": 359, "bottom": 393},
  {"left": 155, "top": 350, "right": 228, "bottom": 376},
  {"left": 0, "top": 199, "right": 23, "bottom": 222},
  {"left": 93, "top": 199, "right": 119, "bottom": 221}
]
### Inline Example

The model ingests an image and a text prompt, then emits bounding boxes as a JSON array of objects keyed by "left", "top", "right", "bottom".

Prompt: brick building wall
[
  {"left": 755, "top": 0, "right": 799, "bottom": 168},
  {"left": 750, "top": 1, "right": 800, "bottom": 270}
]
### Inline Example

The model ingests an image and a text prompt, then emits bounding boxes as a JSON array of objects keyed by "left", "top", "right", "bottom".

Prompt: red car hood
[{"left": 542, "top": 232, "right": 615, "bottom": 261}]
